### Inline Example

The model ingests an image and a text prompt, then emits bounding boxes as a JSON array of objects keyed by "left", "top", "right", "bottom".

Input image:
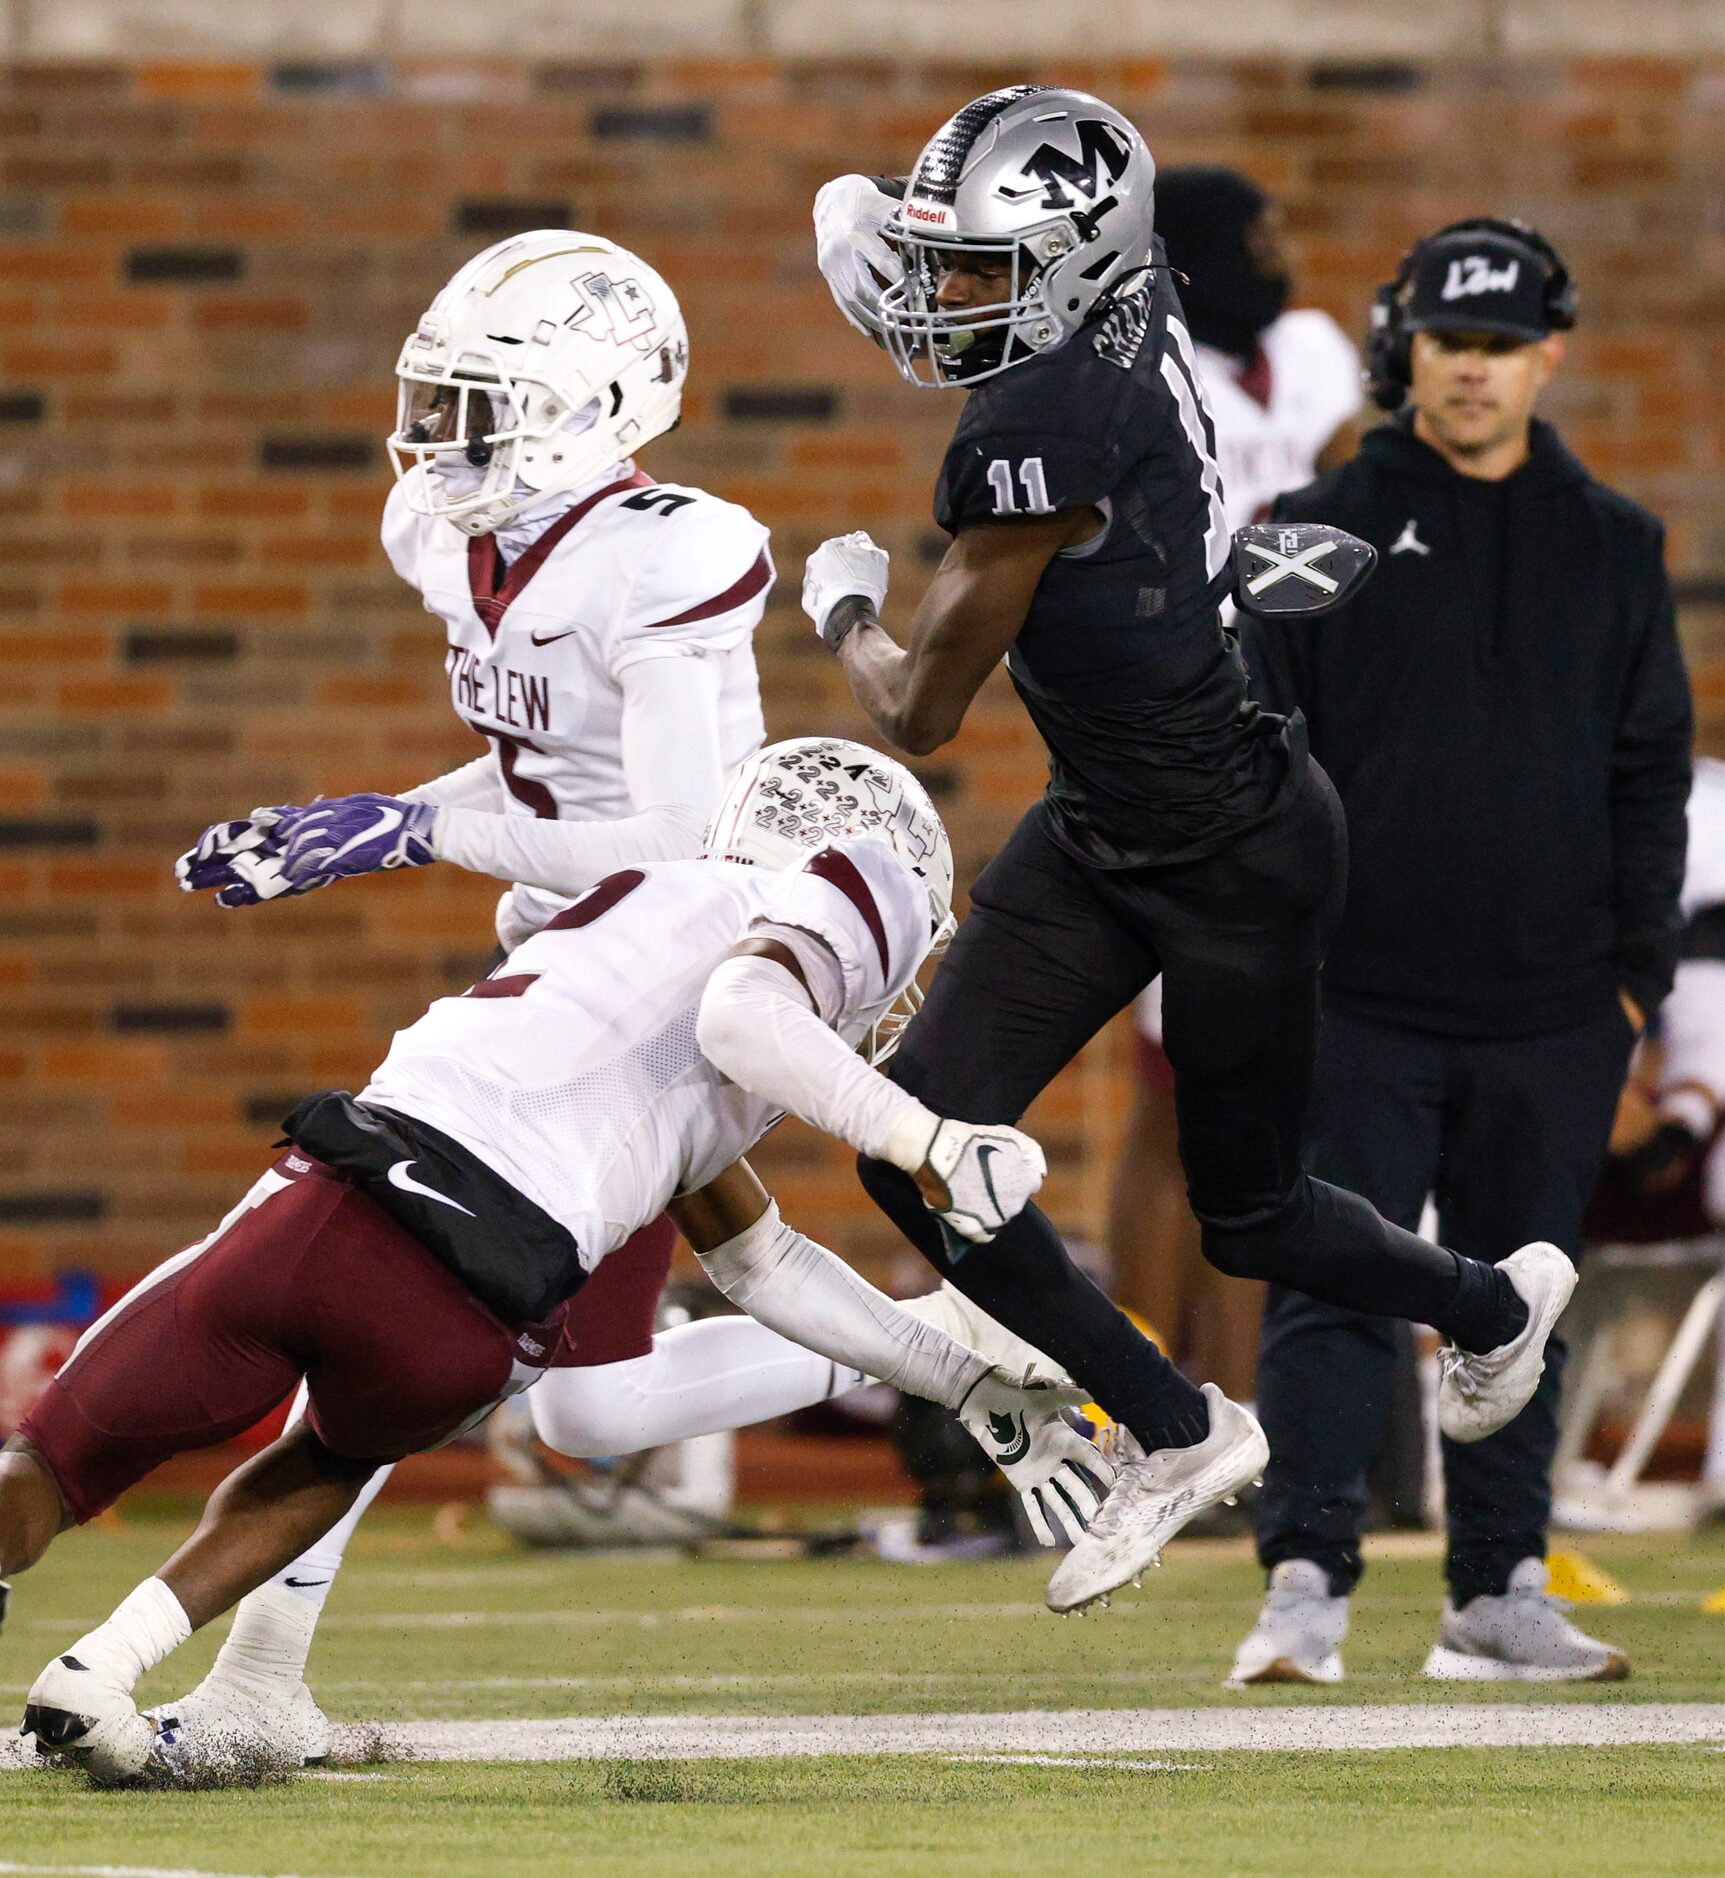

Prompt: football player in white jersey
[
  {"left": 171, "top": 237, "right": 1057, "bottom": 1766},
  {"left": 1108, "top": 169, "right": 1362, "bottom": 1399},
  {"left": 11, "top": 741, "right": 1115, "bottom": 1784},
  {"left": 180, "top": 228, "right": 772, "bottom": 945}
]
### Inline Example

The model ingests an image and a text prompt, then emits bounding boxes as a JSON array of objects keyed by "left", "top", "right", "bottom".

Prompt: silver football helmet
[{"left": 879, "top": 86, "right": 1156, "bottom": 388}]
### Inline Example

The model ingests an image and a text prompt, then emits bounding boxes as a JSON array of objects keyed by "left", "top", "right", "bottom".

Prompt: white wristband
[{"left": 879, "top": 1100, "right": 940, "bottom": 1174}]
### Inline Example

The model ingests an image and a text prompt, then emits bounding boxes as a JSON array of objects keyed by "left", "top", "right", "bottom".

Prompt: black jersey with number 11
[{"left": 934, "top": 251, "right": 1304, "bottom": 869}]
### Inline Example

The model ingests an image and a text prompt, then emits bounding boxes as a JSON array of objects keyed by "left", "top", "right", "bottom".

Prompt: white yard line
[
  {"left": 944, "top": 1754, "right": 1203, "bottom": 1772},
  {"left": 317, "top": 1703, "right": 1725, "bottom": 1761},
  {"left": 0, "top": 1864, "right": 344, "bottom": 1878}
]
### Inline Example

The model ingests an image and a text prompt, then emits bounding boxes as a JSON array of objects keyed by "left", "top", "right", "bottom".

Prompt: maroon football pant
[
  {"left": 553, "top": 1212, "right": 678, "bottom": 1369},
  {"left": 20, "top": 1155, "right": 565, "bottom": 1523}
]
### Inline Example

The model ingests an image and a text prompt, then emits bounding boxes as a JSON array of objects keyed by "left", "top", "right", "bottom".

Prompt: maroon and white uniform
[
  {"left": 361, "top": 843, "right": 927, "bottom": 1266},
  {"left": 19, "top": 1157, "right": 561, "bottom": 1522},
  {"left": 385, "top": 467, "right": 771, "bottom": 947},
  {"left": 21, "top": 843, "right": 927, "bottom": 1521}
]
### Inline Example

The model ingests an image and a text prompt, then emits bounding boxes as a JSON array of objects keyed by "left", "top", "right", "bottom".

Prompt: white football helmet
[
  {"left": 879, "top": 85, "right": 1155, "bottom": 388},
  {"left": 705, "top": 738, "right": 956, "bottom": 1062},
  {"left": 388, "top": 230, "right": 688, "bottom": 536}
]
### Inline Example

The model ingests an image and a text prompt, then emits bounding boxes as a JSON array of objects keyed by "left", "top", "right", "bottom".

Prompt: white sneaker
[
  {"left": 147, "top": 1674, "right": 332, "bottom": 1773},
  {"left": 1228, "top": 1560, "right": 1350, "bottom": 1685},
  {"left": 1422, "top": 1557, "right": 1630, "bottom": 1682},
  {"left": 23, "top": 1650, "right": 157, "bottom": 1784},
  {"left": 1045, "top": 1384, "right": 1267, "bottom": 1613},
  {"left": 1437, "top": 1242, "right": 1576, "bottom": 1443}
]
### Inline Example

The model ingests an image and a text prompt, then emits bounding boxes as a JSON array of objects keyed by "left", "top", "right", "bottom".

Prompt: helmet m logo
[{"left": 997, "top": 119, "right": 1133, "bottom": 213}]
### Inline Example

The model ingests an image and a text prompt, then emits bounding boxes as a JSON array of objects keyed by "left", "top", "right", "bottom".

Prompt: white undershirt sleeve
[
  {"left": 698, "top": 1200, "right": 989, "bottom": 1409},
  {"left": 696, "top": 949, "right": 938, "bottom": 1169},
  {"left": 427, "top": 652, "right": 726, "bottom": 896},
  {"left": 400, "top": 755, "right": 507, "bottom": 814}
]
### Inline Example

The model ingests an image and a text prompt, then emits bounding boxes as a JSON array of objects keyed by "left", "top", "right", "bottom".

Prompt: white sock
[
  {"left": 205, "top": 1584, "right": 321, "bottom": 1703},
  {"left": 267, "top": 1463, "right": 393, "bottom": 1612},
  {"left": 530, "top": 1316, "right": 865, "bottom": 1460},
  {"left": 70, "top": 1578, "right": 192, "bottom": 1693}
]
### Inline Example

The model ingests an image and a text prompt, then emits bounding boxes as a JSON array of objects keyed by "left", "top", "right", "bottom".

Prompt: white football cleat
[
  {"left": 1422, "top": 1557, "right": 1630, "bottom": 1682},
  {"left": 23, "top": 1651, "right": 157, "bottom": 1784},
  {"left": 1228, "top": 1559, "right": 1349, "bottom": 1685},
  {"left": 147, "top": 1674, "right": 332, "bottom": 1773},
  {"left": 1045, "top": 1384, "right": 1267, "bottom": 1613},
  {"left": 1437, "top": 1242, "right": 1576, "bottom": 1443}
]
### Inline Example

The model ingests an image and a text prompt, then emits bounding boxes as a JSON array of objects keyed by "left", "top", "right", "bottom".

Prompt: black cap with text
[{"left": 1403, "top": 227, "right": 1557, "bottom": 342}]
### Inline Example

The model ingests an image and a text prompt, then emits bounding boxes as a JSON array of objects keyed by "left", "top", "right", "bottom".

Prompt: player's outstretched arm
[
  {"left": 176, "top": 756, "right": 507, "bottom": 909},
  {"left": 669, "top": 1162, "right": 1110, "bottom": 1544},
  {"left": 427, "top": 654, "right": 725, "bottom": 896},
  {"left": 803, "top": 516, "right": 1094, "bottom": 756},
  {"left": 697, "top": 938, "right": 1045, "bottom": 1243}
]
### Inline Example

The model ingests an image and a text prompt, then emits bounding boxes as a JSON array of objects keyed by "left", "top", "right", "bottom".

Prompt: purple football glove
[
  {"left": 274, "top": 792, "right": 438, "bottom": 893},
  {"left": 176, "top": 807, "right": 301, "bottom": 909}
]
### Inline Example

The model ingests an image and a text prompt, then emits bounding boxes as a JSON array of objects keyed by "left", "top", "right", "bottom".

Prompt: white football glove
[
  {"left": 957, "top": 1368, "right": 1115, "bottom": 1547},
  {"left": 927, "top": 1117, "right": 1047, "bottom": 1243},
  {"left": 813, "top": 173, "right": 902, "bottom": 345},
  {"left": 881, "top": 1108, "right": 1048, "bottom": 1245},
  {"left": 802, "top": 531, "right": 890, "bottom": 649}
]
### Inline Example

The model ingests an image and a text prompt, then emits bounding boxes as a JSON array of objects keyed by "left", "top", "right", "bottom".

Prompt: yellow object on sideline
[{"left": 1545, "top": 1549, "right": 1630, "bottom": 1605}]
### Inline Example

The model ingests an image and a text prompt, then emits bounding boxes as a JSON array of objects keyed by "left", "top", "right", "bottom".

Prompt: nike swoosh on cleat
[
  {"left": 284, "top": 1577, "right": 329, "bottom": 1589},
  {"left": 386, "top": 1159, "right": 477, "bottom": 1217},
  {"left": 327, "top": 804, "right": 402, "bottom": 866},
  {"left": 529, "top": 627, "right": 580, "bottom": 646}
]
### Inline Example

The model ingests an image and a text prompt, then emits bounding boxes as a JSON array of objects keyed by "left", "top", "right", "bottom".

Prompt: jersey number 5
[{"left": 985, "top": 456, "right": 1053, "bottom": 517}]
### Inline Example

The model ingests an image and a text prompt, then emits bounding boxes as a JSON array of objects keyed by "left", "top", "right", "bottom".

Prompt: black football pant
[
  {"left": 858, "top": 770, "right": 1525, "bottom": 1454},
  {"left": 1255, "top": 1004, "right": 1634, "bottom": 1605}
]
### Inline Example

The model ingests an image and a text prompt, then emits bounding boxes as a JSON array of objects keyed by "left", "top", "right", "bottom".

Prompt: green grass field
[{"left": 2, "top": 1500, "right": 1723, "bottom": 1876}]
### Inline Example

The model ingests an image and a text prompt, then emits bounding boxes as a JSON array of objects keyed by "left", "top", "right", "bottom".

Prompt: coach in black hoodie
[{"left": 1236, "top": 221, "right": 1691, "bottom": 1683}]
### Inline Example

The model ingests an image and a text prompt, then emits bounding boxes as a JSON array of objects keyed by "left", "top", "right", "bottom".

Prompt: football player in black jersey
[{"left": 805, "top": 86, "right": 1577, "bottom": 1612}]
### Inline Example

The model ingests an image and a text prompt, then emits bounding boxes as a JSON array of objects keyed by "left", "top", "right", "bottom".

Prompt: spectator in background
[
  {"left": 1233, "top": 218, "right": 1691, "bottom": 1684},
  {"left": 1109, "top": 168, "right": 1363, "bottom": 1399},
  {"left": 1608, "top": 758, "right": 1725, "bottom": 1215},
  {"left": 1586, "top": 756, "right": 1725, "bottom": 1517}
]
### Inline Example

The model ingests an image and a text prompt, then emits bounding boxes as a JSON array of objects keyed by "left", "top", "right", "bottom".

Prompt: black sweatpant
[
  {"left": 859, "top": 769, "right": 1525, "bottom": 1453},
  {"left": 1255, "top": 1003, "right": 1635, "bottom": 1605}
]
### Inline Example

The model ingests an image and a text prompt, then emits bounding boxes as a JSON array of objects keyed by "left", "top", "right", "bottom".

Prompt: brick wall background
[{"left": 2, "top": 54, "right": 1723, "bottom": 1289}]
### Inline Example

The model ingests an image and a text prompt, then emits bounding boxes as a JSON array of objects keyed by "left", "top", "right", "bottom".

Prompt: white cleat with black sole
[
  {"left": 22, "top": 1651, "right": 157, "bottom": 1785},
  {"left": 1045, "top": 1384, "right": 1268, "bottom": 1614},
  {"left": 147, "top": 1675, "right": 333, "bottom": 1774},
  {"left": 1228, "top": 1559, "right": 1350, "bottom": 1685},
  {"left": 1437, "top": 1242, "right": 1577, "bottom": 1444},
  {"left": 1423, "top": 1557, "right": 1630, "bottom": 1682}
]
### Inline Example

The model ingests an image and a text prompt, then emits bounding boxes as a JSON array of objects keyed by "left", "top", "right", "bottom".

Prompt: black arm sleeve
[{"left": 1611, "top": 525, "right": 1693, "bottom": 1015}]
